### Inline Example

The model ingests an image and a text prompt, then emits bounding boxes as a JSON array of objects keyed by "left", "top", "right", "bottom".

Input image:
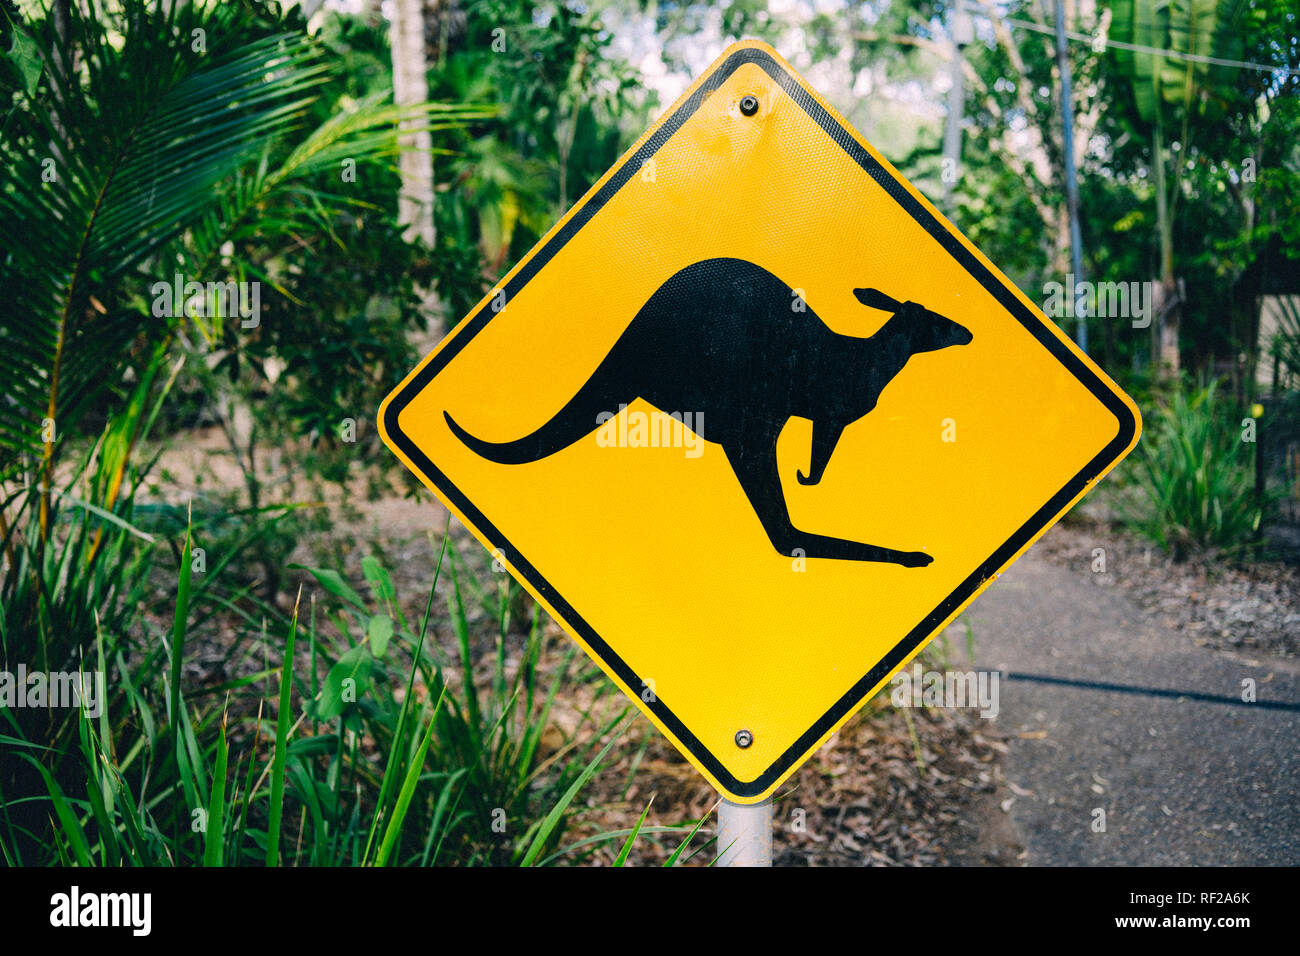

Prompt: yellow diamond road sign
[{"left": 379, "top": 40, "right": 1142, "bottom": 804}]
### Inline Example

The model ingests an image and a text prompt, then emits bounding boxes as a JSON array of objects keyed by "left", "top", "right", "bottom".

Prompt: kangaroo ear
[{"left": 854, "top": 288, "right": 898, "bottom": 312}]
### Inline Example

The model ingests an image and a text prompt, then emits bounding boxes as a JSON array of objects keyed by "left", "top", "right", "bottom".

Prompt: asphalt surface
[{"left": 967, "top": 545, "right": 1300, "bottom": 866}]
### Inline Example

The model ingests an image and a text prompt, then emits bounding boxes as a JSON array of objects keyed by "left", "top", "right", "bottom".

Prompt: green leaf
[
  {"left": 312, "top": 644, "right": 373, "bottom": 722},
  {"left": 363, "top": 524, "right": 451, "bottom": 866},
  {"left": 0, "top": 20, "right": 331, "bottom": 467},
  {"left": 170, "top": 519, "right": 198, "bottom": 820},
  {"left": 6, "top": 29, "right": 42, "bottom": 96},
  {"left": 52, "top": 489, "right": 157, "bottom": 543},
  {"left": 288, "top": 734, "right": 339, "bottom": 758},
  {"left": 361, "top": 555, "right": 396, "bottom": 606},
  {"left": 367, "top": 614, "right": 393, "bottom": 657},
  {"left": 297, "top": 566, "right": 367, "bottom": 611}
]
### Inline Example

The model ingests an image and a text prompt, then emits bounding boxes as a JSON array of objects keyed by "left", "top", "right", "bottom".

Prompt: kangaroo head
[{"left": 855, "top": 290, "right": 973, "bottom": 355}]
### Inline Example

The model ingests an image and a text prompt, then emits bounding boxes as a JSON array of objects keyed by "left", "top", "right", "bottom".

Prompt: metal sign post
[{"left": 717, "top": 798, "right": 773, "bottom": 867}]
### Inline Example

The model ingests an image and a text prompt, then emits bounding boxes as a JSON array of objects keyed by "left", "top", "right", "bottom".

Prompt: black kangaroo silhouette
[{"left": 446, "top": 257, "right": 972, "bottom": 567}]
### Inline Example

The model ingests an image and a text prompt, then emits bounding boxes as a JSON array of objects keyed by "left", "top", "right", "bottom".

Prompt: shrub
[{"left": 1116, "top": 381, "right": 1266, "bottom": 559}]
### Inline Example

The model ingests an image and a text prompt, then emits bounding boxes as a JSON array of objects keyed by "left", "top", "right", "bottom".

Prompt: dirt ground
[{"left": 571, "top": 699, "right": 1025, "bottom": 866}]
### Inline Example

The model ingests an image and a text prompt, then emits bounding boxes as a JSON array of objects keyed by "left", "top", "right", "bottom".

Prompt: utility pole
[
  {"left": 1053, "top": 0, "right": 1087, "bottom": 353},
  {"left": 942, "top": 3, "right": 973, "bottom": 216}
]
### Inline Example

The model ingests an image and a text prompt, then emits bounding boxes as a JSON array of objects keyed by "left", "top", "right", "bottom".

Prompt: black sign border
[{"left": 383, "top": 46, "right": 1139, "bottom": 798}]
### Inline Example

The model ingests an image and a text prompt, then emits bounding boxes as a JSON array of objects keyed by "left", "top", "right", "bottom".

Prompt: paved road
[{"left": 967, "top": 545, "right": 1300, "bottom": 866}]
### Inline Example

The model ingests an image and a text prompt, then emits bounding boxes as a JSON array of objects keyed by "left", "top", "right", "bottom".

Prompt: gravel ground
[{"left": 1035, "top": 517, "right": 1300, "bottom": 659}]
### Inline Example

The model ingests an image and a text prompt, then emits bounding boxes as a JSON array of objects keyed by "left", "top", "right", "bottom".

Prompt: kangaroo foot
[
  {"left": 784, "top": 533, "right": 933, "bottom": 567},
  {"left": 894, "top": 550, "right": 933, "bottom": 568}
]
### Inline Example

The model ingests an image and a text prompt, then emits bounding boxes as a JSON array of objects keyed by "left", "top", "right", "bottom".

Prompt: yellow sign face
[{"left": 380, "top": 40, "right": 1141, "bottom": 803}]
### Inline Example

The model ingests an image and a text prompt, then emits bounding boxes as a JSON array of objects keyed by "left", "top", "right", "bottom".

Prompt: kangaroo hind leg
[{"left": 724, "top": 436, "right": 933, "bottom": 567}]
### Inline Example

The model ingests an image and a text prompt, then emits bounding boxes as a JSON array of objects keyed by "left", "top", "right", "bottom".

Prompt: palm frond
[
  {"left": 181, "top": 93, "right": 497, "bottom": 282},
  {"left": 0, "top": 0, "right": 330, "bottom": 470}
]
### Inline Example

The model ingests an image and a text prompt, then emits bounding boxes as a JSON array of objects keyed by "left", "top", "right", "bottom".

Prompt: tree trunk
[
  {"left": 390, "top": 0, "right": 441, "bottom": 336},
  {"left": 1152, "top": 119, "right": 1181, "bottom": 375},
  {"left": 1053, "top": 204, "right": 1071, "bottom": 300}
]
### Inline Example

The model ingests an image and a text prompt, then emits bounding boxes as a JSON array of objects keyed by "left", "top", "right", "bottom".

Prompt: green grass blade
[
  {"left": 204, "top": 716, "right": 229, "bottom": 867},
  {"left": 19, "top": 755, "right": 93, "bottom": 867},
  {"left": 374, "top": 689, "right": 447, "bottom": 867},
  {"left": 420, "top": 768, "right": 469, "bottom": 866},
  {"left": 614, "top": 797, "right": 653, "bottom": 867},
  {"left": 361, "top": 527, "right": 450, "bottom": 863},
  {"left": 265, "top": 590, "right": 301, "bottom": 866},
  {"left": 664, "top": 802, "right": 717, "bottom": 867},
  {"left": 536, "top": 825, "right": 691, "bottom": 866},
  {"left": 168, "top": 514, "right": 195, "bottom": 854},
  {"left": 520, "top": 712, "right": 630, "bottom": 867},
  {"left": 77, "top": 730, "right": 119, "bottom": 866}
]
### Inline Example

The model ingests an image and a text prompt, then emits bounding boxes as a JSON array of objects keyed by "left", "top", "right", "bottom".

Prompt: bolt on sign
[{"left": 380, "top": 40, "right": 1141, "bottom": 804}]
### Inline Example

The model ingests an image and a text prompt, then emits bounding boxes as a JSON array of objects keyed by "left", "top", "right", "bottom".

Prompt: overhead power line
[{"left": 982, "top": 13, "right": 1300, "bottom": 79}]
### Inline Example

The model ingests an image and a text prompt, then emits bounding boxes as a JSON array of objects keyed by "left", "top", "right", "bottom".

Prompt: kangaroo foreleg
[{"left": 797, "top": 418, "right": 845, "bottom": 486}]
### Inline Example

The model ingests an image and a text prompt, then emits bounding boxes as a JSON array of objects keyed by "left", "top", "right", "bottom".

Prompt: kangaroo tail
[{"left": 444, "top": 362, "right": 627, "bottom": 465}]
